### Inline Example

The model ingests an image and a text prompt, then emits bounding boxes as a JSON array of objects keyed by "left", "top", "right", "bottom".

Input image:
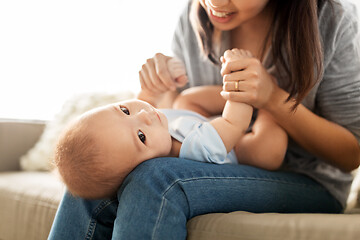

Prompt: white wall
[{"left": 0, "top": 0, "right": 188, "bottom": 120}]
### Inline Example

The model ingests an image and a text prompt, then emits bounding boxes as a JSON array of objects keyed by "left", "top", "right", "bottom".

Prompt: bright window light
[
  {"left": 0, "top": 0, "right": 188, "bottom": 120},
  {"left": 1, "top": 0, "right": 359, "bottom": 120}
]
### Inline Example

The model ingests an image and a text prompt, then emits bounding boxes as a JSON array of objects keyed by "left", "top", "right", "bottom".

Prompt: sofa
[
  {"left": 1, "top": 90, "right": 360, "bottom": 240},
  {"left": 1, "top": 118, "right": 360, "bottom": 240}
]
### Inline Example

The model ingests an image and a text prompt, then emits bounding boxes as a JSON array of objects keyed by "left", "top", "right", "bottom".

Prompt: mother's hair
[{"left": 190, "top": 0, "right": 334, "bottom": 109}]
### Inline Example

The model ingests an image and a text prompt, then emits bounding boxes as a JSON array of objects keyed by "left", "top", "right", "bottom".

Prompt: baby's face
[{"left": 79, "top": 99, "right": 172, "bottom": 172}]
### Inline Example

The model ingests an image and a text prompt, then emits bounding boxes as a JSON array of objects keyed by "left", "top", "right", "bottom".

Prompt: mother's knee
[
  {"left": 127, "top": 158, "right": 184, "bottom": 183},
  {"left": 117, "top": 158, "right": 193, "bottom": 196}
]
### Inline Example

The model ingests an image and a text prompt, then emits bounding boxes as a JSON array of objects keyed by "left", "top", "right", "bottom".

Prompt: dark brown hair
[{"left": 190, "top": 0, "right": 332, "bottom": 109}]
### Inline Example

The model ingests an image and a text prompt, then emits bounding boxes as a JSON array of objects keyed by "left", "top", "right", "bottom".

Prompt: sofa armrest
[{"left": 0, "top": 119, "right": 46, "bottom": 171}]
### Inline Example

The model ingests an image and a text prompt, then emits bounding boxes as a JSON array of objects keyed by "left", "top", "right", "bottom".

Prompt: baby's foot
[
  {"left": 220, "top": 48, "right": 254, "bottom": 76},
  {"left": 221, "top": 48, "right": 253, "bottom": 63}
]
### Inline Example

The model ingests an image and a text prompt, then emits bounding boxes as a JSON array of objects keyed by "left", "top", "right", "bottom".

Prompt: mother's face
[{"left": 198, "top": 0, "right": 270, "bottom": 31}]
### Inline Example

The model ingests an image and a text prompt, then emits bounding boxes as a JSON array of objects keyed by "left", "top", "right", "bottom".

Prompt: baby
[{"left": 55, "top": 50, "right": 287, "bottom": 199}]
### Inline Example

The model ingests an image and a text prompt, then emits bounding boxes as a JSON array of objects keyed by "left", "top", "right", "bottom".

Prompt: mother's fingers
[
  {"left": 145, "top": 60, "right": 168, "bottom": 92},
  {"left": 139, "top": 71, "right": 148, "bottom": 91},
  {"left": 139, "top": 64, "right": 160, "bottom": 93},
  {"left": 220, "top": 90, "right": 254, "bottom": 104},
  {"left": 154, "top": 53, "right": 176, "bottom": 91},
  {"left": 223, "top": 81, "right": 239, "bottom": 92},
  {"left": 222, "top": 70, "right": 258, "bottom": 83},
  {"left": 221, "top": 57, "right": 260, "bottom": 76},
  {"left": 223, "top": 80, "right": 251, "bottom": 92},
  {"left": 221, "top": 59, "right": 248, "bottom": 76}
]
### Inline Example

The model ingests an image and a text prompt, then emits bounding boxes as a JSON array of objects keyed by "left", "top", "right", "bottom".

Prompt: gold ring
[{"left": 234, "top": 81, "right": 239, "bottom": 91}]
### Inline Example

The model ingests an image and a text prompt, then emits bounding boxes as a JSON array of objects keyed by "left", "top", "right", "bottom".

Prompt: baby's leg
[
  {"left": 173, "top": 85, "right": 225, "bottom": 117},
  {"left": 234, "top": 110, "right": 288, "bottom": 170}
]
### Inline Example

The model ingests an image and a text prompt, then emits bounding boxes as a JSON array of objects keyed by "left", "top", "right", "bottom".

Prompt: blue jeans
[{"left": 48, "top": 158, "right": 342, "bottom": 240}]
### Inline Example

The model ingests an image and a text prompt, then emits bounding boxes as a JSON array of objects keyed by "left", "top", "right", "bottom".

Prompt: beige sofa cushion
[
  {"left": 0, "top": 171, "right": 64, "bottom": 240},
  {"left": 187, "top": 211, "right": 360, "bottom": 240},
  {"left": 1, "top": 170, "right": 360, "bottom": 240}
]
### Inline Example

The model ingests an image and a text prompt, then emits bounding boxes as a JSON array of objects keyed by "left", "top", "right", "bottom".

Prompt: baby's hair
[{"left": 54, "top": 120, "right": 126, "bottom": 199}]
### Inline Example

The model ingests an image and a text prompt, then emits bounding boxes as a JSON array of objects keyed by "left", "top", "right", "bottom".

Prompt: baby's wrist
[{"left": 222, "top": 101, "right": 253, "bottom": 128}]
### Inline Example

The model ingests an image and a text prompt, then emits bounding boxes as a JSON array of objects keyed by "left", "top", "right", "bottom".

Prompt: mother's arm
[
  {"left": 222, "top": 6, "right": 360, "bottom": 172},
  {"left": 272, "top": 16, "right": 360, "bottom": 172},
  {"left": 221, "top": 56, "right": 360, "bottom": 172},
  {"left": 266, "top": 87, "right": 360, "bottom": 172}
]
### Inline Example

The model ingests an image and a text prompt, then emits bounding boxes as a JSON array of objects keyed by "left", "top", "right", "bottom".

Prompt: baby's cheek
[{"left": 161, "top": 133, "right": 172, "bottom": 156}]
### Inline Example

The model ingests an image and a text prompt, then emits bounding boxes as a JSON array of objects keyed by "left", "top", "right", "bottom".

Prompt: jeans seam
[
  {"left": 85, "top": 220, "right": 97, "bottom": 240},
  {"left": 152, "top": 197, "right": 167, "bottom": 240},
  {"left": 152, "top": 174, "right": 328, "bottom": 238},
  {"left": 85, "top": 198, "right": 117, "bottom": 240},
  {"left": 179, "top": 175, "right": 326, "bottom": 191},
  {"left": 153, "top": 179, "right": 186, "bottom": 240}
]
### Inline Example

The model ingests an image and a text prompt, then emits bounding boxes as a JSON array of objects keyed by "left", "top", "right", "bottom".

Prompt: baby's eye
[
  {"left": 119, "top": 105, "right": 130, "bottom": 115},
  {"left": 138, "top": 130, "right": 146, "bottom": 144}
]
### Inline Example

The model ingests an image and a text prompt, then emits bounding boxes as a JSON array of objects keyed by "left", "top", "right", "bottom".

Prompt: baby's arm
[
  {"left": 210, "top": 101, "right": 253, "bottom": 153},
  {"left": 218, "top": 48, "right": 287, "bottom": 169},
  {"left": 137, "top": 57, "right": 187, "bottom": 108},
  {"left": 235, "top": 110, "right": 288, "bottom": 170},
  {"left": 208, "top": 49, "right": 253, "bottom": 152},
  {"left": 173, "top": 85, "right": 226, "bottom": 117}
]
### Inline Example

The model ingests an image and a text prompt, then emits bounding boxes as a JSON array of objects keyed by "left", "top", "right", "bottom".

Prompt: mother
[{"left": 49, "top": 0, "right": 360, "bottom": 239}]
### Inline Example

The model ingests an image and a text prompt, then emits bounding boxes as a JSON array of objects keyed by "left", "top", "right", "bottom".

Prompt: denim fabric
[{"left": 48, "top": 158, "right": 342, "bottom": 240}]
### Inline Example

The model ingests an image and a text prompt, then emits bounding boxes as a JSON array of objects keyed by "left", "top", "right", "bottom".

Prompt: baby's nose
[{"left": 137, "top": 109, "right": 152, "bottom": 125}]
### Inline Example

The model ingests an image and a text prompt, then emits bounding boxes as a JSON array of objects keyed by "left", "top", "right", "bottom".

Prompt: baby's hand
[
  {"left": 167, "top": 57, "right": 188, "bottom": 88},
  {"left": 220, "top": 48, "right": 253, "bottom": 76}
]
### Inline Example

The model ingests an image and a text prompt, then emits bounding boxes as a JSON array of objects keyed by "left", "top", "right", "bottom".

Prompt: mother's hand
[
  {"left": 139, "top": 53, "right": 176, "bottom": 94},
  {"left": 220, "top": 49, "right": 277, "bottom": 110}
]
